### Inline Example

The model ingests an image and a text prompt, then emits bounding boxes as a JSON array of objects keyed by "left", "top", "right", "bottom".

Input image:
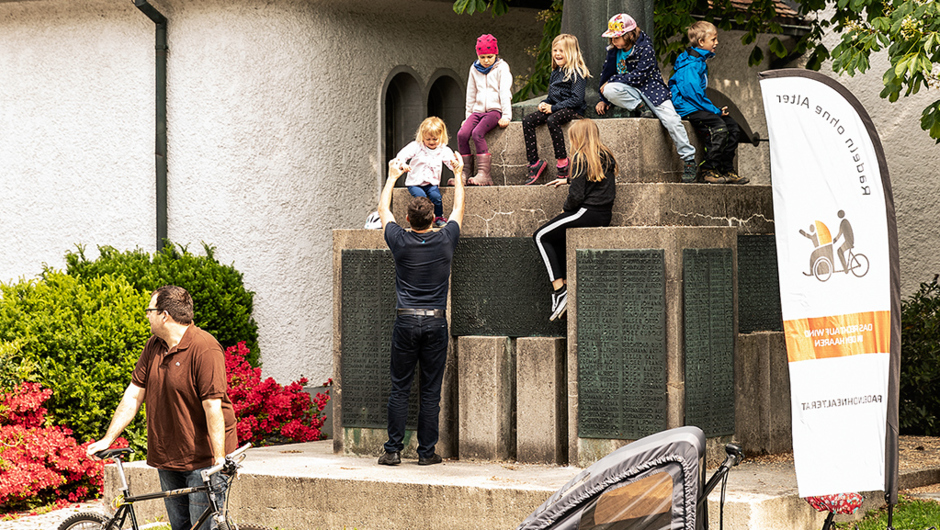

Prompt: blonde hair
[
  {"left": 608, "top": 27, "right": 640, "bottom": 49},
  {"left": 551, "top": 34, "right": 591, "bottom": 82},
  {"left": 568, "top": 119, "right": 617, "bottom": 183},
  {"left": 415, "top": 116, "right": 449, "bottom": 145},
  {"left": 687, "top": 21, "right": 717, "bottom": 47}
]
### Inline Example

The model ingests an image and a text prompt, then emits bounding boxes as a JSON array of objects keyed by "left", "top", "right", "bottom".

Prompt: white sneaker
[{"left": 549, "top": 289, "right": 567, "bottom": 321}]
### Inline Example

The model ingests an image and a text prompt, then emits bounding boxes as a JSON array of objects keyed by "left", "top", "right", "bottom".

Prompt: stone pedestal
[
  {"left": 333, "top": 115, "right": 781, "bottom": 464},
  {"left": 457, "top": 336, "right": 514, "bottom": 460},
  {"left": 516, "top": 337, "right": 567, "bottom": 464},
  {"left": 735, "top": 331, "right": 792, "bottom": 454}
]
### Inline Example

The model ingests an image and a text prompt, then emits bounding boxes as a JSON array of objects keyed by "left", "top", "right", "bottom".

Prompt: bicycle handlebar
[{"left": 201, "top": 443, "right": 253, "bottom": 481}]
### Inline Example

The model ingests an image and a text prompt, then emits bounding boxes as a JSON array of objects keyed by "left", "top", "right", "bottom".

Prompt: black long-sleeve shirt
[{"left": 563, "top": 153, "right": 616, "bottom": 212}]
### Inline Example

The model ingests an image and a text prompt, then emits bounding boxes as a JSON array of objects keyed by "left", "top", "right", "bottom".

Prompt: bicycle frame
[
  {"left": 103, "top": 445, "right": 245, "bottom": 530},
  {"left": 108, "top": 483, "right": 222, "bottom": 530}
]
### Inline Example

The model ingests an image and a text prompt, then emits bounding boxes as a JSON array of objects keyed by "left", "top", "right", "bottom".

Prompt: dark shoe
[
  {"left": 634, "top": 102, "right": 654, "bottom": 118},
  {"left": 378, "top": 451, "right": 401, "bottom": 466},
  {"left": 549, "top": 286, "right": 567, "bottom": 322},
  {"left": 723, "top": 170, "right": 750, "bottom": 184},
  {"left": 701, "top": 169, "right": 727, "bottom": 184},
  {"left": 524, "top": 160, "right": 546, "bottom": 185},
  {"left": 434, "top": 216, "right": 448, "bottom": 228},
  {"left": 418, "top": 453, "right": 442, "bottom": 466},
  {"left": 556, "top": 163, "right": 569, "bottom": 179},
  {"left": 681, "top": 159, "right": 697, "bottom": 183}
]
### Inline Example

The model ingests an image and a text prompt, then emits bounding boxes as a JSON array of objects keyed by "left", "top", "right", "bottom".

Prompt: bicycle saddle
[{"left": 96, "top": 447, "right": 135, "bottom": 459}]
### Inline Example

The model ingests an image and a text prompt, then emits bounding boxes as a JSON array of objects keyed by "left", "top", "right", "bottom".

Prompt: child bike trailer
[{"left": 515, "top": 426, "right": 742, "bottom": 530}]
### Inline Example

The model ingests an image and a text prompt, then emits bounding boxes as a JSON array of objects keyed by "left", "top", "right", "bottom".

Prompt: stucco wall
[
  {"left": 0, "top": 0, "right": 155, "bottom": 281},
  {"left": 0, "top": 0, "right": 541, "bottom": 384}
]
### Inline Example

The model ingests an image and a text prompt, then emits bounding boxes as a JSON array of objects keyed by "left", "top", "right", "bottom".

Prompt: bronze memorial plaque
[
  {"left": 451, "top": 238, "right": 566, "bottom": 337},
  {"left": 737, "top": 235, "right": 782, "bottom": 333},
  {"left": 340, "top": 249, "right": 418, "bottom": 429},
  {"left": 683, "top": 248, "right": 735, "bottom": 436},
  {"left": 577, "top": 249, "right": 667, "bottom": 440}
]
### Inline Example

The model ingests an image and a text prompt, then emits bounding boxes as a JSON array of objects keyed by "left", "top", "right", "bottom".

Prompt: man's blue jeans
[
  {"left": 158, "top": 467, "right": 228, "bottom": 530},
  {"left": 384, "top": 314, "right": 449, "bottom": 458}
]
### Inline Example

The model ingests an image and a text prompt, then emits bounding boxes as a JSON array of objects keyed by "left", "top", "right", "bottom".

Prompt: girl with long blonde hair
[
  {"left": 533, "top": 119, "right": 617, "bottom": 321},
  {"left": 521, "top": 33, "right": 591, "bottom": 185}
]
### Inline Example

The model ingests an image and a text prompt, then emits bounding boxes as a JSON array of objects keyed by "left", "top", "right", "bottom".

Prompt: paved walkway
[{"left": 0, "top": 502, "right": 107, "bottom": 530}]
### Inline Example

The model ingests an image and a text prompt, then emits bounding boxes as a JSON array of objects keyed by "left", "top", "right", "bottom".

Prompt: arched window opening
[
  {"left": 384, "top": 72, "right": 423, "bottom": 185},
  {"left": 427, "top": 74, "right": 464, "bottom": 152}
]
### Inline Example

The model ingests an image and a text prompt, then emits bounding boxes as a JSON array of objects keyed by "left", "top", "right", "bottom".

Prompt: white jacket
[
  {"left": 465, "top": 59, "right": 513, "bottom": 119},
  {"left": 394, "top": 141, "right": 456, "bottom": 187}
]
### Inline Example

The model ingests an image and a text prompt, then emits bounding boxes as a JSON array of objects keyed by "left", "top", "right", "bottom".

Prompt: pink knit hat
[{"left": 476, "top": 34, "right": 499, "bottom": 55}]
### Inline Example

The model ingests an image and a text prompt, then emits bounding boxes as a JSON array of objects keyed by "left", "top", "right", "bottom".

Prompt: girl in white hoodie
[{"left": 454, "top": 34, "right": 513, "bottom": 186}]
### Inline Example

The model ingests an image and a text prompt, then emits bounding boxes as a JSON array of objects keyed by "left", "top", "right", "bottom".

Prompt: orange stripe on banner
[{"left": 783, "top": 311, "right": 890, "bottom": 362}]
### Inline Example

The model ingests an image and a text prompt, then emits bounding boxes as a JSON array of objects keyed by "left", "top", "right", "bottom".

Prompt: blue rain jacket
[{"left": 669, "top": 47, "right": 722, "bottom": 117}]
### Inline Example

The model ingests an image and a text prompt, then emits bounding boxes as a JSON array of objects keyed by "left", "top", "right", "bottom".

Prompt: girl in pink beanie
[{"left": 453, "top": 34, "right": 513, "bottom": 186}]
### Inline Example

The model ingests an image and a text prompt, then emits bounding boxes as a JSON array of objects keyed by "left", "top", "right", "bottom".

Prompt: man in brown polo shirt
[{"left": 87, "top": 285, "right": 237, "bottom": 530}]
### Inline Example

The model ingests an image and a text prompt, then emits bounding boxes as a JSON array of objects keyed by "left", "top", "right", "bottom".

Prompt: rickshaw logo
[{"left": 798, "top": 210, "right": 869, "bottom": 282}]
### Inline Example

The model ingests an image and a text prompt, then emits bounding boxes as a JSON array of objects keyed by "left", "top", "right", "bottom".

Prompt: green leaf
[
  {"left": 452, "top": 0, "right": 469, "bottom": 14},
  {"left": 895, "top": 56, "right": 911, "bottom": 76},
  {"left": 748, "top": 45, "right": 764, "bottom": 66},
  {"left": 768, "top": 37, "right": 787, "bottom": 58}
]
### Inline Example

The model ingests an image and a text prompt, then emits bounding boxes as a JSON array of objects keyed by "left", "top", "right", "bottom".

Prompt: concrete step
[
  {"left": 391, "top": 182, "right": 773, "bottom": 237},
  {"left": 103, "top": 440, "right": 940, "bottom": 530},
  {"left": 451, "top": 117, "right": 704, "bottom": 184}
]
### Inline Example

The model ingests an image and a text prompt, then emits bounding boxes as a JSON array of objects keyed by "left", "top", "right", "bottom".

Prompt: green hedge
[
  {"left": 0, "top": 272, "right": 150, "bottom": 453},
  {"left": 900, "top": 275, "right": 940, "bottom": 435},
  {"left": 64, "top": 243, "right": 260, "bottom": 366}
]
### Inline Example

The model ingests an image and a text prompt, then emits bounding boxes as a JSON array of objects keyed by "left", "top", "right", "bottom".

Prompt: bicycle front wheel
[{"left": 56, "top": 512, "right": 112, "bottom": 530}]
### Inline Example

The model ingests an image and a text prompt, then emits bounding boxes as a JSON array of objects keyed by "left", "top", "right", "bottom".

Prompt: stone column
[{"left": 561, "top": 0, "right": 655, "bottom": 103}]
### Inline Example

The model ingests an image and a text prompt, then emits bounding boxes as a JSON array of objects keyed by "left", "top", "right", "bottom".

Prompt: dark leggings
[
  {"left": 522, "top": 108, "right": 581, "bottom": 165},
  {"left": 686, "top": 110, "right": 740, "bottom": 173},
  {"left": 533, "top": 207, "right": 612, "bottom": 282}
]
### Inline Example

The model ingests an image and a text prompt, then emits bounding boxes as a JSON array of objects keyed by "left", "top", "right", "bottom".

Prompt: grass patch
[{"left": 835, "top": 495, "right": 940, "bottom": 529}]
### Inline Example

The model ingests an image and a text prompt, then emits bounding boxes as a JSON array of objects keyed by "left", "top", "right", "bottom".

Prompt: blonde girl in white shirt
[{"left": 393, "top": 117, "right": 460, "bottom": 228}]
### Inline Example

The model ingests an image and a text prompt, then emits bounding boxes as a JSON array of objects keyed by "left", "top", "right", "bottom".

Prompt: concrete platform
[
  {"left": 103, "top": 440, "right": 940, "bottom": 530},
  {"left": 390, "top": 182, "right": 773, "bottom": 237}
]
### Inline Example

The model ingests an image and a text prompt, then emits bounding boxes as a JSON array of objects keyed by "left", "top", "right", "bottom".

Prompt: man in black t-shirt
[{"left": 377, "top": 156, "right": 464, "bottom": 466}]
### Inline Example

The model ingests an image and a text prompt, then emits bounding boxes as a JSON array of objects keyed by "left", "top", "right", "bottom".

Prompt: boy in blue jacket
[
  {"left": 669, "top": 21, "right": 749, "bottom": 184},
  {"left": 595, "top": 13, "right": 697, "bottom": 183}
]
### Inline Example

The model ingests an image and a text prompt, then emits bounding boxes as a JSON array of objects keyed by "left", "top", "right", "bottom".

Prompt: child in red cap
[{"left": 454, "top": 34, "right": 513, "bottom": 186}]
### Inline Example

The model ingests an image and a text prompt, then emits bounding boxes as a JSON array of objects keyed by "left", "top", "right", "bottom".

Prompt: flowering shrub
[
  {"left": 0, "top": 383, "right": 126, "bottom": 510},
  {"left": 225, "top": 342, "right": 329, "bottom": 445},
  {"left": 0, "top": 272, "right": 150, "bottom": 456}
]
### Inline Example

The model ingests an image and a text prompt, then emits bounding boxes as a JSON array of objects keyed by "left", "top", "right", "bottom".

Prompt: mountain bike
[{"left": 57, "top": 444, "right": 272, "bottom": 530}]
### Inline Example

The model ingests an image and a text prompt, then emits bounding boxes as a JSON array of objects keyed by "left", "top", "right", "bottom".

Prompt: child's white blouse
[{"left": 394, "top": 141, "right": 457, "bottom": 187}]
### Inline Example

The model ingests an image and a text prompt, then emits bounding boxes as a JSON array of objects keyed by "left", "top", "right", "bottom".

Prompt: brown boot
[
  {"left": 448, "top": 155, "right": 473, "bottom": 186},
  {"left": 468, "top": 153, "right": 493, "bottom": 186}
]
